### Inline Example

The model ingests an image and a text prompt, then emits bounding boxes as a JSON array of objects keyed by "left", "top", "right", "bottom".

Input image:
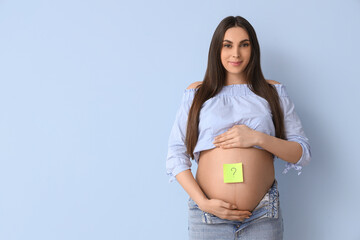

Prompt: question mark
[{"left": 231, "top": 167, "right": 237, "bottom": 176}]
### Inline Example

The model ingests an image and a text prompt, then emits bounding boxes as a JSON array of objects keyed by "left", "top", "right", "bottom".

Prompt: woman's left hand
[{"left": 212, "top": 124, "right": 260, "bottom": 149}]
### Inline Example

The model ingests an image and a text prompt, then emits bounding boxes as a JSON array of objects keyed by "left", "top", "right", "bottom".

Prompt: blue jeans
[{"left": 188, "top": 179, "right": 283, "bottom": 240}]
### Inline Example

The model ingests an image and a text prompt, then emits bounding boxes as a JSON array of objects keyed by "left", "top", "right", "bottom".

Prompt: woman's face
[{"left": 220, "top": 27, "right": 252, "bottom": 78}]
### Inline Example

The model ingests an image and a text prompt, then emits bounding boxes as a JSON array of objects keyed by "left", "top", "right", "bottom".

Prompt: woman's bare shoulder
[
  {"left": 266, "top": 79, "right": 281, "bottom": 85},
  {"left": 186, "top": 81, "right": 203, "bottom": 89},
  {"left": 186, "top": 80, "right": 281, "bottom": 88}
]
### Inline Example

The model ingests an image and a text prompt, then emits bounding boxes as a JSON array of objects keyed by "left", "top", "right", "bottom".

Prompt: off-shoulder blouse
[{"left": 166, "top": 83, "right": 311, "bottom": 182}]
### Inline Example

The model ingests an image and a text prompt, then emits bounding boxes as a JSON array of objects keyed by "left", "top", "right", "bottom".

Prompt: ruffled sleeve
[
  {"left": 277, "top": 85, "right": 312, "bottom": 175},
  {"left": 166, "top": 90, "right": 195, "bottom": 183}
]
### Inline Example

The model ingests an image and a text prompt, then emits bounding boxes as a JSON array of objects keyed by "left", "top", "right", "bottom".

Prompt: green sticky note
[{"left": 223, "top": 163, "right": 243, "bottom": 183}]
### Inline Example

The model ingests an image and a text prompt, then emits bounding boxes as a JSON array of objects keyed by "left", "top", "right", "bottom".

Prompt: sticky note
[{"left": 223, "top": 163, "right": 243, "bottom": 183}]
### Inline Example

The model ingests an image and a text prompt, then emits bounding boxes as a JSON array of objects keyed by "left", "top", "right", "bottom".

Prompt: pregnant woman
[{"left": 166, "top": 16, "right": 311, "bottom": 240}]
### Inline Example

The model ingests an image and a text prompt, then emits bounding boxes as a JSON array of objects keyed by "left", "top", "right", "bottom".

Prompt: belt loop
[
  {"left": 202, "top": 212, "right": 213, "bottom": 224},
  {"left": 201, "top": 213, "right": 206, "bottom": 223}
]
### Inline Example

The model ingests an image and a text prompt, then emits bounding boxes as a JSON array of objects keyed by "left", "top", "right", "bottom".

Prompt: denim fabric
[{"left": 188, "top": 179, "right": 283, "bottom": 240}]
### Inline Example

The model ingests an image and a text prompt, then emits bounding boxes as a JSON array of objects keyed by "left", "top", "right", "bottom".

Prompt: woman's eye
[{"left": 223, "top": 43, "right": 249, "bottom": 48}]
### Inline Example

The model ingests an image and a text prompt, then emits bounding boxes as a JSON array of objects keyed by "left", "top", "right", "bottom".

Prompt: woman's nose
[{"left": 232, "top": 48, "right": 240, "bottom": 58}]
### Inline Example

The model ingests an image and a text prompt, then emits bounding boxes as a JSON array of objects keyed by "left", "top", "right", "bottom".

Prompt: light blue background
[{"left": 0, "top": 0, "right": 359, "bottom": 239}]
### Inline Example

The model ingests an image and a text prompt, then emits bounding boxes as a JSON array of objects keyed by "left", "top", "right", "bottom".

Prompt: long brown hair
[{"left": 185, "top": 16, "right": 285, "bottom": 159}]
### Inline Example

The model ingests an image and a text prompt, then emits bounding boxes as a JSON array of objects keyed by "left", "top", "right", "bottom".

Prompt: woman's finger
[
  {"left": 214, "top": 132, "right": 236, "bottom": 144},
  {"left": 219, "top": 204, "right": 252, "bottom": 217},
  {"left": 220, "top": 200, "right": 234, "bottom": 209},
  {"left": 220, "top": 139, "right": 238, "bottom": 148},
  {"left": 221, "top": 215, "right": 247, "bottom": 221},
  {"left": 226, "top": 209, "right": 252, "bottom": 217}
]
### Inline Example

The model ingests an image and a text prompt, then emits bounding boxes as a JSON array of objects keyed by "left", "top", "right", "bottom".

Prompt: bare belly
[{"left": 195, "top": 147, "right": 275, "bottom": 212}]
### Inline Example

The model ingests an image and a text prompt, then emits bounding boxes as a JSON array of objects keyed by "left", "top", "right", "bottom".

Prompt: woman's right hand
[{"left": 198, "top": 199, "right": 252, "bottom": 221}]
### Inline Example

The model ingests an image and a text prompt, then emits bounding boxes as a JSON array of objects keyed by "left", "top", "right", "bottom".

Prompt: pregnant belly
[{"left": 195, "top": 147, "right": 275, "bottom": 212}]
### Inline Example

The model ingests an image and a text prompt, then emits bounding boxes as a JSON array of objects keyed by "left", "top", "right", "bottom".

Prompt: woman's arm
[
  {"left": 213, "top": 125, "right": 302, "bottom": 164},
  {"left": 213, "top": 84, "right": 311, "bottom": 174},
  {"left": 255, "top": 133, "right": 302, "bottom": 164},
  {"left": 175, "top": 170, "right": 208, "bottom": 206}
]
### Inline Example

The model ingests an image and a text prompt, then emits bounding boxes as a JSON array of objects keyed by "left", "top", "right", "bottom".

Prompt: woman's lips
[{"left": 229, "top": 61, "right": 242, "bottom": 66}]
